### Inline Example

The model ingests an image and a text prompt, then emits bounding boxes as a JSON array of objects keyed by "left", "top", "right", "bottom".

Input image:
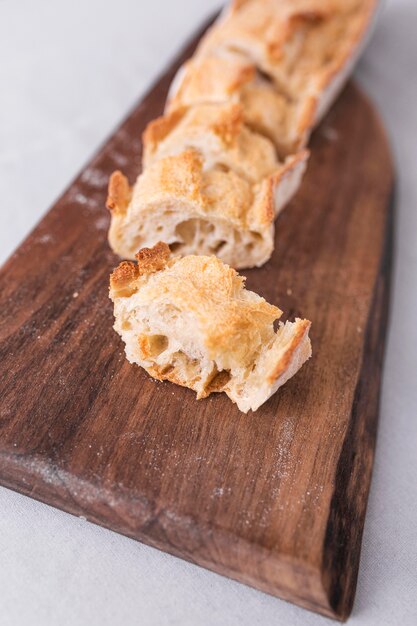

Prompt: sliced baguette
[
  {"left": 110, "top": 242, "right": 312, "bottom": 413},
  {"left": 168, "top": 0, "right": 379, "bottom": 154},
  {"left": 107, "top": 148, "right": 307, "bottom": 269}
]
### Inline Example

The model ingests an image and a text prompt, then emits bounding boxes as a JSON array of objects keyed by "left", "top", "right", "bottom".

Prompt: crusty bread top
[
  {"left": 107, "top": 149, "right": 277, "bottom": 231},
  {"left": 166, "top": 54, "right": 315, "bottom": 156},
  {"left": 143, "top": 102, "right": 280, "bottom": 183},
  {"left": 167, "top": 52, "right": 255, "bottom": 112},
  {"left": 107, "top": 0, "right": 377, "bottom": 271},
  {"left": 110, "top": 242, "right": 284, "bottom": 367},
  {"left": 110, "top": 241, "right": 170, "bottom": 286},
  {"left": 110, "top": 243, "right": 312, "bottom": 411},
  {"left": 209, "top": 0, "right": 337, "bottom": 63},
  {"left": 144, "top": 102, "right": 245, "bottom": 154},
  {"left": 195, "top": 0, "right": 377, "bottom": 100},
  {"left": 106, "top": 169, "right": 132, "bottom": 215},
  {"left": 167, "top": 0, "right": 377, "bottom": 156}
]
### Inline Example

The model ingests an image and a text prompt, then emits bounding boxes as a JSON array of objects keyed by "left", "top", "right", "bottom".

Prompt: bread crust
[
  {"left": 107, "top": 148, "right": 307, "bottom": 268},
  {"left": 106, "top": 171, "right": 132, "bottom": 215},
  {"left": 200, "top": 0, "right": 335, "bottom": 70},
  {"left": 169, "top": 0, "right": 378, "bottom": 154},
  {"left": 144, "top": 103, "right": 244, "bottom": 154},
  {"left": 110, "top": 244, "right": 312, "bottom": 413},
  {"left": 107, "top": 0, "right": 378, "bottom": 268},
  {"left": 142, "top": 102, "right": 284, "bottom": 184},
  {"left": 167, "top": 53, "right": 255, "bottom": 113},
  {"left": 267, "top": 318, "right": 311, "bottom": 384}
]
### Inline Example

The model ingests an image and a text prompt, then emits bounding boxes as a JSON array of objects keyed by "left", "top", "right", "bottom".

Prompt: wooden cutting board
[{"left": 0, "top": 17, "right": 393, "bottom": 622}]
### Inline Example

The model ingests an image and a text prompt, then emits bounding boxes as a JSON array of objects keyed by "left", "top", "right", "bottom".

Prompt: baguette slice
[
  {"left": 143, "top": 102, "right": 286, "bottom": 183},
  {"left": 169, "top": 0, "right": 378, "bottom": 154},
  {"left": 167, "top": 52, "right": 315, "bottom": 158},
  {"left": 197, "top": 0, "right": 378, "bottom": 100},
  {"left": 196, "top": 0, "right": 337, "bottom": 98},
  {"left": 166, "top": 51, "right": 316, "bottom": 158},
  {"left": 110, "top": 242, "right": 312, "bottom": 413},
  {"left": 107, "top": 148, "right": 307, "bottom": 269}
]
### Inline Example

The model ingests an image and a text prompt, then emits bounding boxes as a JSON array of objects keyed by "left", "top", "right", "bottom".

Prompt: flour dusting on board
[
  {"left": 95, "top": 216, "right": 109, "bottom": 231},
  {"left": 74, "top": 192, "right": 89, "bottom": 205},
  {"left": 38, "top": 233, "right": 54, "bottom": 244},
  {"left": 3, "top": 452, "right": 154, "bottom": 525},
  {"left": 81, "top": 167, "right": 109, "bottom": 188}
]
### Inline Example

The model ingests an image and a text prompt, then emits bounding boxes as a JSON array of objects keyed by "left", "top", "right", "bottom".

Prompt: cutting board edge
[
  {"left": 0, "top": 454, "right": 341, "bottom": 618},
  {"left": 321, "top": 175, "right": 395, "bottom": 619}
]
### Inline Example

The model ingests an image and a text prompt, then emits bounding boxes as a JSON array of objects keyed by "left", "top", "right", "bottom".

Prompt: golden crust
[
  {"left": 114, "top": 148, "right": 305, "bottom": 233},
  {"left": 143, "top": 102, "right": 281, "bottom": 184},
  {"left": 145, "top": 103, "right": 243, "bottom": 152},
  {"left": 109, "top": 242, "right": 170, "bottom": 295},
  {"left": 131, "top": 149, "right": 263, "bottom": 229},
  {"left": 311, "top": 0, "right": 378, "bottom": 107},
  {"left": 189, "top": 0, "right": 378, "bottom": 129},
  {"left": 110, "top": 244, "right": 282, "bottom": 367},
  {"left": 252, "top": 177, "right": 274, "bottom": 227},
  {"left": 142, "top": 108, "right": 185, "bottom": 154},
  {"left": 167, "top": 54, "right": 255, "bottom": 113},
  {"left": 194, "top": 102, "right": 242, "bottom": 146},
  {"left": 198, "top": 0, "right": 336, "bottom": 69},
  {"left": 110, "top": 244, "right": 312, "bottom": 412},
  {"left": 229, "top": 0, "right": 333, "bottom": 17},
  {"left": 107, "top": 144, "right": 308, "bottom": 267},
  {"left": 267, "top": 318, "right": 311, "bottom": 384},
  {"left": 109, "top": 261, "right": 139, "bottom": 297},
  {"left": 135, "top": 241, "right": 171, "bottom": 275},
  {"left": 106, "top": 171, "right": 132, "bottom": 215},
  {"left": 168, "top": 55, "right": 302, "bottom": 157},
  {"left": 136, "top": 149, "right": 205, "bottom": 207},
  {"left": 168, "top": 53, "right": 320, "bottom": 157},
  {"left": 107, "top": 0, "right": 378, "bottom": 269}
]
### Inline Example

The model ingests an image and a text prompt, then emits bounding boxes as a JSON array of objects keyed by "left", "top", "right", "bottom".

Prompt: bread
[
  {"left": 110, "top": 242, "right": 312, "bottom": 413},
  {"left": 109, "top": 102, "right": 308, "bottom": 268},
  {"left": 107, "top": 148, "right": 307, "bottom": 268},
  {"left": 143, "top": 102, "right": 280, "bottom": 183},
  {"left": 168, "top": 0, "right": 378, "bottom": 155},
  {"left": 107, "top": 0, "right": 378, "bottom": 268},
  {"left": 197, "top": 1, "right": 342, "bottom": 98},
  {"left": 166, "top": 51, "right": 316, "bottom": 158}
]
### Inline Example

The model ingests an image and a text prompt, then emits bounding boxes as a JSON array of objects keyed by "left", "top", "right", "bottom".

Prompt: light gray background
[{"left": 1, "top": 1, "right": 416, "bottom": 624}]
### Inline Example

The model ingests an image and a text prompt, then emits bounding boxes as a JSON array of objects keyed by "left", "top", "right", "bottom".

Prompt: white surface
[{"left": 1, "top": 0, "right": 416, "bottom": 624}]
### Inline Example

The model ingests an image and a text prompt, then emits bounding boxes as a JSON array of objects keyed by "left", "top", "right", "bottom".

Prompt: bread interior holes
[
  {"left": 213, "top": 240, "right": 227, "bottom": 253},
  {"left": 169, "top": 218, "right": 261, "bottom": 261},
  {"left": 147, "top": 334, "right": 169, "bottom": 357},
  {"left": 160, "top": 350, "right": 202, "bottom": 383},
  {"left": 212, "top": 163, "right": 231, "bottom": 174},
  {"left": 206, "top": 369, "right": 231, "bottom": 393},
  {"left": 171, "top": 218, "right": 220, "bottom": 253},
  {"left": 244, "top": 232, "right": 262, "bottom": 252},
  {"left": 161, "top": 352, "right": 232, "bottom": 392}
]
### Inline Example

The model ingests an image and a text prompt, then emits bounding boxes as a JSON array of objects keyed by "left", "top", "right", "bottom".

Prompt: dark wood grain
[{"left": 0, "top": 17, "right": 393, "bottom": 621}]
